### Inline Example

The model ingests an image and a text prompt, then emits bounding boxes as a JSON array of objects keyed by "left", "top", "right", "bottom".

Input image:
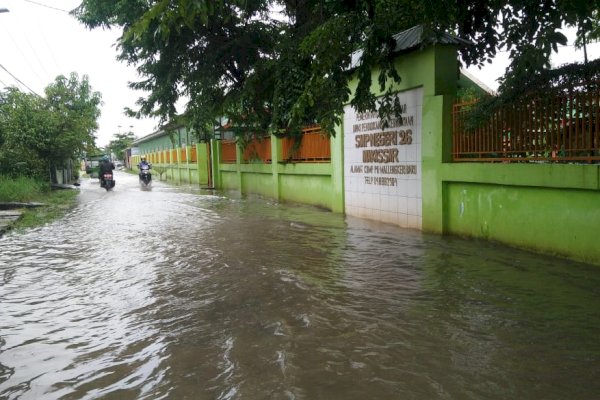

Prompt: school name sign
[{"left": 343, "top": 87, "right": 423, "bottom": 229}]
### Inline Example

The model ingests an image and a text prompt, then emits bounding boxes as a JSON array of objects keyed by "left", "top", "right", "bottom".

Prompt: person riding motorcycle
[
  {"left": 137, "top": 156, "right": 152, "bottom": 182},
  {"left": 98, "top": 155, "right": 115, "bottom": 186}
]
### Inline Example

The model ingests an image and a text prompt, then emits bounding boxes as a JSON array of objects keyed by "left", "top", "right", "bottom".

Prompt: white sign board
[{"left": 343, "top": 87, "right": 423, "bottom": 229}]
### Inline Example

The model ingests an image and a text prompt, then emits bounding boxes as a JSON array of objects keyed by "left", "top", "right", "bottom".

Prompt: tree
[
  {"left": 72, "top": 0, "right": 600, "bottom": 137},
  {"left": 575, "top": 11, "right": 600, "bottom": 64},
  {"left": 106, "top": 132, "right": 136, "bottom": 161},
  {"left": 0, "top": 73, "right": 102, "bottom": 179},
  {"left": 0, "top": 88, "right": 48, "bottom": 177},
  {"left": 42, "top": 73, "right": 102, "bottom": 164}
]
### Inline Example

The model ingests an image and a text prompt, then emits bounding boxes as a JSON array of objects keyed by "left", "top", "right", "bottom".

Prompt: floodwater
[{"left": 1, "top": 171, "right": 599, "bottom": 400}]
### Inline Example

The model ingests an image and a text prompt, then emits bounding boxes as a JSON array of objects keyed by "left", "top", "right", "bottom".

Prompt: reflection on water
[{"left": 1, "top": 171, "right": 599, "bottom": 399}]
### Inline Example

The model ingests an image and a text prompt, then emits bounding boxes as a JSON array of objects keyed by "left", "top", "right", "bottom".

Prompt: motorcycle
[
  {"left": 100, "top": 172, "right": 115, "bottom": 191},
  {"left": 139, "top": 165, "right": 152, "bottom": 187}
]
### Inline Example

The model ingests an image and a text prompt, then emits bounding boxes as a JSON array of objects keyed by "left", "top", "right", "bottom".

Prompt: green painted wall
[
  {"left": 445, "top": 181, "right": 600, "bottom": 263},
  {"left": 135, "top": 126, "right": 198, "bottom": 154},
  {"left": 211, "top": 138, "right": 338, "bottom": 210},
  {"left": 137, "top": 136, "right": 172, "bottom": 153},
  {"left": 221, "top": 169, "right": 240, "bottom": 191},
  {"left": 279, "top": 174, "right": 334, "bottom": 209},
  {"left": 439, "top": 163, "right": 600, "bottom": 264},
  {"left": 132, "top": 138, "right": 211, "bottom": 187},
  {"left": 241, "top": 172, "right": 274, "bottom": 198},
  {"left": 198, "top": 144, "right": 210, "bottom": 185}
]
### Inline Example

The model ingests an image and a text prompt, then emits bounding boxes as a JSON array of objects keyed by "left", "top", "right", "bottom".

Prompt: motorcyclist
[
  {"left": 98, "top": 155, "right": 115, "bottom": 186},
  {"left": 137, "top": 156, "right": 152, "bottom": 179}
]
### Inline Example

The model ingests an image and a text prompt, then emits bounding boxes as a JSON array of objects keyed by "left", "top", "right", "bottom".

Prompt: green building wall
[
  {"left": 440, "top": 163, "right": 600, "bottom": 264},
  {"left": 212, "top": 140, "right": 340, "bottom": 211}
]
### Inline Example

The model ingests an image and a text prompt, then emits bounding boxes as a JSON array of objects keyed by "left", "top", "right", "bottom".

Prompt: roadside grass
[
  {"left": 0, "top": 175, "right": 79, "bottom": 231},
  {"left": 0, "top": 175, "right": 45, "bottom": 202}
]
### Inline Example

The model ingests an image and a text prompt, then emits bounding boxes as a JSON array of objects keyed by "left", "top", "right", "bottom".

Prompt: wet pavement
[{"left": 1, "top": 170, "right": 599, "bottom": 399}]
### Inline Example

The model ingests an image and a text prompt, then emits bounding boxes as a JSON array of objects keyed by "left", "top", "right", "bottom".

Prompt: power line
[
  {"left": 3, "top": 28, "right": 46, "bottom": 87},
  {"left": 33, "top": 16, "right": 61, "bottom": 74},
  {"left": 8, "top": 9, "right": 52, "bottom": 86},
  {"left": 0, "top": 0, "right": 65, "bottom": 96},
  {"left": 0, "top": 64, "right": 42, "bottom": 97},
  {"left": 23, "top": 0, "right": 69, "bottom": 13}
]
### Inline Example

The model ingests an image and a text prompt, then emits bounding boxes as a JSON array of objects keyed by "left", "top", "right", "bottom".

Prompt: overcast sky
[
  {"left": 0, "top": 0, "right": 161, "bottom": 148},
  {"left": 1, "top": 0, "right": 598, "bottom": 148}
]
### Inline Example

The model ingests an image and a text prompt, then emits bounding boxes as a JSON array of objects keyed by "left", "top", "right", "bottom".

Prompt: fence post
[
  {"left": 210, "top": 139, "right": 221, "bottom": 189},
  {"left": 177, "top": 148, "right": 182, "bottom": 184},
  {"left": 330, "top": 125, "right": 345, "bottom": 213},
  {"left": 197, "top": 143, "right": 209, "bottom": 187},
  {"left": 236, "top": 140, "right": 243, "bottom": 193},
  {"left": 271, "top": 134, "right": 281, "bottom": 201},
  {"left": 186, "top": 145, "right": 191, "bottom": 184},
  {"left": 194, "top": 144, "right": 200, "bottom": 186}
]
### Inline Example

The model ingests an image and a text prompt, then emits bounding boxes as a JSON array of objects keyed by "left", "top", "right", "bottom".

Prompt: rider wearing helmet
[
  {"left": 98, "top": 155, "right": 115, "bottom": 185},
  {"left": 137, "top": 156, "right": 151, "bottom": 177}
]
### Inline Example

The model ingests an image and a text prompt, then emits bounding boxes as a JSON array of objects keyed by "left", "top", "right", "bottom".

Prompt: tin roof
[
  {"left": 350, "top": 25, "right": 472, "bottom": 69},
  {"left": 391, "top": 25, "right": 472, "bottom": 52}
]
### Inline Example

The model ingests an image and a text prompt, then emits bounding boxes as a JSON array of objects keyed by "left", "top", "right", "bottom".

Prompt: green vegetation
[
  {"left": 0, "top": 175, "right": 46, "bottom": 202},
  {"left": 13, "top": 190, "right": 78, "bottom": 231},
  {"left": 106, "top": 132, "right": 136, "bottom": 162},
  {"left": 0, "top": 72, "right": 102, "bottom": 180},
  {"left": 0, "top": 175, "right": 79, "bottom": 231}
]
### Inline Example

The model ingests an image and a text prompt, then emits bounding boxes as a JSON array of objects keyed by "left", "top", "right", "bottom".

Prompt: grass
[
  {"left": 0, "top": 175, "right": 79, "bottom": 232},
  {"left": 0, "top": 175, "right": 46, "bottom": 202}
]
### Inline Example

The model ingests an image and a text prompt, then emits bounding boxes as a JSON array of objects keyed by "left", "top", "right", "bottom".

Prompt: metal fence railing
[
  {"left": 218, "top": 125, "right": 331, "bottom": 164},
  {"left": 281, "top": 125, "right": 331, "bottom": 162},
  {"left": 243, "top": 136, "right": 272, "bottom": 163},
  {"left": 220, "top": 140, "right": 237, "bottom": 163},
  {"left": 453, "top": 90, "right": 600, "bottom": 163}
]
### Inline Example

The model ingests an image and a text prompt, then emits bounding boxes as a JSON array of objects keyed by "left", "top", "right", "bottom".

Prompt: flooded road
[{"left": 1, "top": 171, "right": 599, "bottom": 399}]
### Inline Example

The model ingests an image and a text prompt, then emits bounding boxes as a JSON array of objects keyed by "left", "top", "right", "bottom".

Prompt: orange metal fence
[
  {"left": 281, "top": 125, "right": 331, "bottom": 162},
  {"left": 453, "top": 90, "right": 600, "bottom": 163},
  {"left": 220, "top": 140, "right": 237, "bottom": 163},
  {"left": 243, "top": 136, "right": 272, "bottom": 163},
  {"left": 217, "top": 126, "right": 331, "bottom": 164},
  {"left": 136, "top": 145, "right": 203, "bottom": 166}
]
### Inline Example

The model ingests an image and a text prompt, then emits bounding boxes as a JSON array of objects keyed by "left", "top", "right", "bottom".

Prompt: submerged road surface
[{"left": 1, "top": 171, "right": 599, "bottom": 399}]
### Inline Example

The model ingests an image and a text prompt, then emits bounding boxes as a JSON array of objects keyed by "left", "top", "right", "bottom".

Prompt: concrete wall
[
  {"left": 212, "top": 139, "right": 341, "bottom": 210},
  {"left": 439, "top": 163, "right": 600, "bottom": 264},
  {"left": 131, "top": 143, "right": 211, "bottom": 187}
]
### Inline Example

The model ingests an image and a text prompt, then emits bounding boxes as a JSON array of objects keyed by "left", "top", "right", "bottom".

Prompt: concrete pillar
[{"left": 271, "top": 134, "right": 281, "bottom": 201}]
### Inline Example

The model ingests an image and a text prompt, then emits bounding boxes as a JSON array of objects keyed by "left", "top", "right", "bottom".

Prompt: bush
[{"left": 0, "top": 175, "right": 48, "bottom": 202}]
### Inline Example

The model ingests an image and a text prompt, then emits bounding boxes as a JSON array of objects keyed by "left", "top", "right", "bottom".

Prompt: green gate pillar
[
  {"left": 420, "top": 45, "right": 458, "bottom": 234},
  {"left": 210, "top": 139, "right": 222, "bottom": 189},
  {"left": 236, "top": 140, "right": 243, "bottom": 193},
  {"left": 330, "top": 125, "right": 345, "bottom": 213},
  {"left": 271, "top": 134, "right": 282, "bottom": 201}
]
